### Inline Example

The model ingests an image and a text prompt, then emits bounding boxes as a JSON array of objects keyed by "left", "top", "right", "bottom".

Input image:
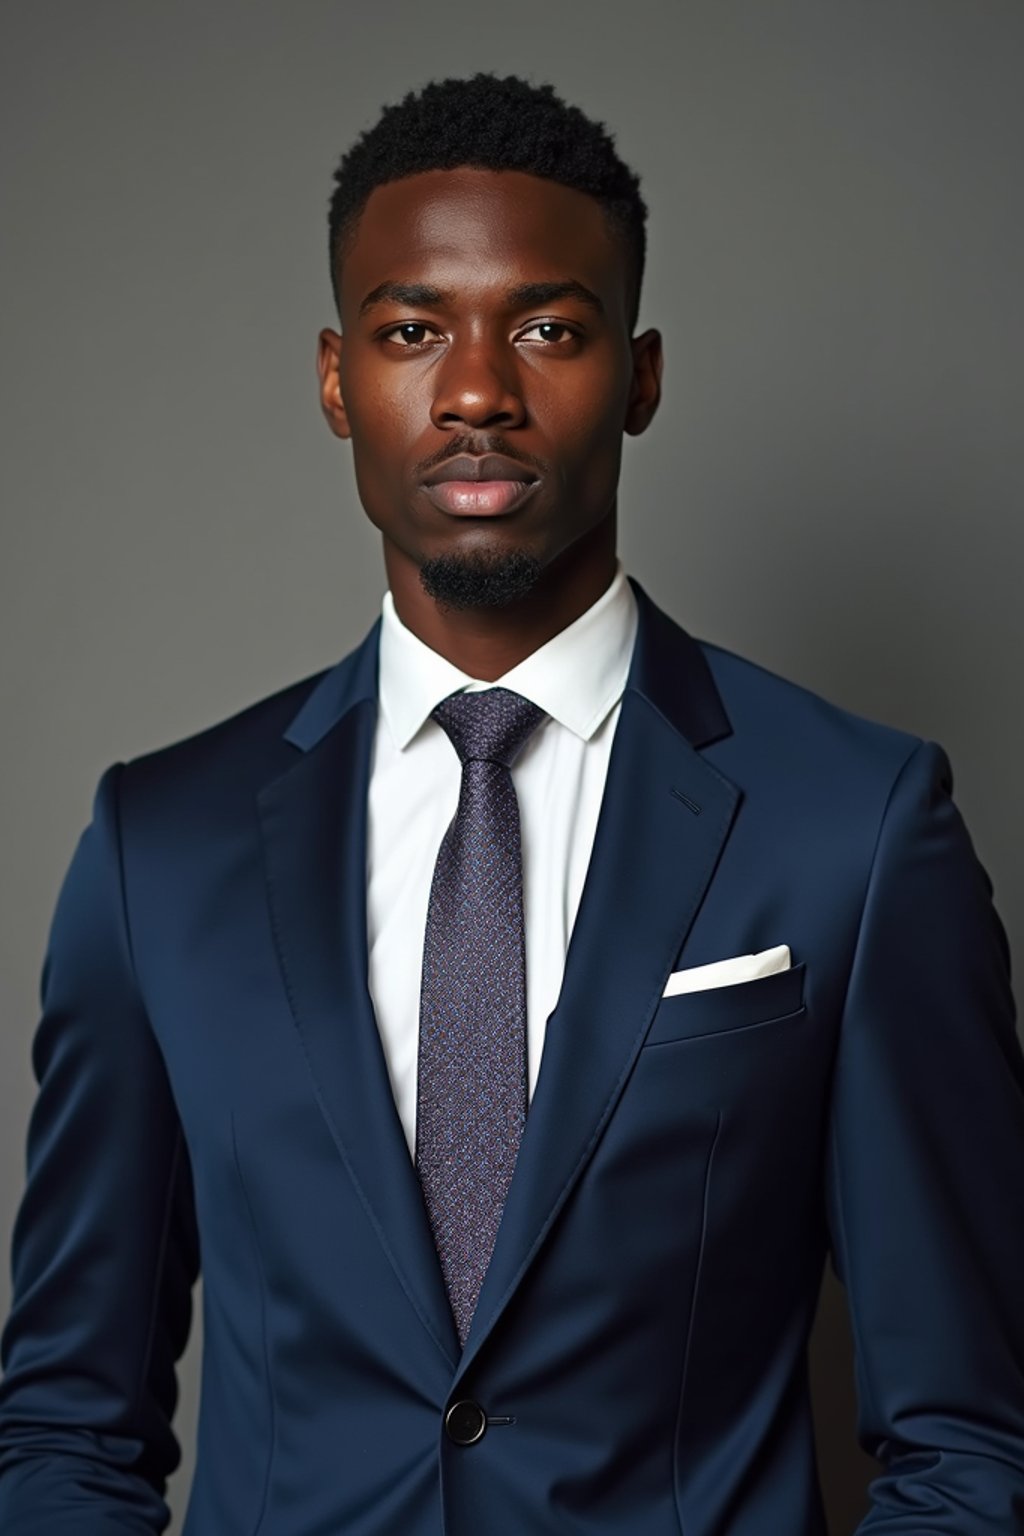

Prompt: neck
[{"left": 384, "top": 520, "right": 619, "bottom": 681}]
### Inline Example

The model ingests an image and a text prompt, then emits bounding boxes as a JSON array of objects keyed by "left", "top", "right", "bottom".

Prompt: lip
[
  {"left": 420, "top": 453, "right": 541, "bottom": 517},
  {"left": 422, "top": 454, "right": 539, "bottom": 486},
  {"left": 421, "top": 478, "right": 540, "bottom": 517}
]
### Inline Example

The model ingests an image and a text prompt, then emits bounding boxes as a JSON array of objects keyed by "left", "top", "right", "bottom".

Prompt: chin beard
[{"left": 418, "top": 549, "right": 543, "bottom": 611}]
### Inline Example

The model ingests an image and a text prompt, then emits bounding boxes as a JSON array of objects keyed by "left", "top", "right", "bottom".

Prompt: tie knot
[{"left": 431, "top": 687, "right": 546, "bottom": 768}]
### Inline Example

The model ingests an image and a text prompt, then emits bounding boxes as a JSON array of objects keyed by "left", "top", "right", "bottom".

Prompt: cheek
[
  {"left": 540, "top": 380, "right": 628, "bottom": 493},
  {"left": 530, "top": 348, "right": 632, "bottom": 448},
  {"left": 341, "top": 351, "right": 420, "bottom": 440},
  {"left": 344, "top": 385, "right": 419, "bottom": 487}
]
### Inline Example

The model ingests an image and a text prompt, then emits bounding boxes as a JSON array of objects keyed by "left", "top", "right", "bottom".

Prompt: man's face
[{"left": 317, "top": 166, "right": 661, "bottom": 605}]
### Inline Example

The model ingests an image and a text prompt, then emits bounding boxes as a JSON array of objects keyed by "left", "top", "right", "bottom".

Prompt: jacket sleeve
[
  {"left": 825, "top": 738, "right": 1024, "bottom": 1532},
  {"left": 0, "top": 762, "right": 200, "bottom": 1535}
]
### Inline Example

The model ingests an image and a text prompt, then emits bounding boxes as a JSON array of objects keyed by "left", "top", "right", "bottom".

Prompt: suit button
[{"left": 445, "top": 1399, "right": 487, "bottom": 1445}]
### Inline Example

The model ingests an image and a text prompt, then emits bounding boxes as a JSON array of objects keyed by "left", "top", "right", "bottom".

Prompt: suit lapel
[
  {"left": 452, "top": 582, "right": 741, "bottom": 1380},
  {"left": 258, "top": 582, "right": 739, "bottom": 1383},
  {"left": 257, "top": 621, "right": 461, "bottom": 1370}
]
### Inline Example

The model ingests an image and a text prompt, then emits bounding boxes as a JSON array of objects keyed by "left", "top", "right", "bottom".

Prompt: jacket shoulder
[
  {"left": 124, "top": 667, "right": 328, "bottom": 791},
  {"left": 112, "top": 624, "right": 372, "bottom": 831},
  {"left": 697, "top": 636, "right": 928, "bottom": 788}
]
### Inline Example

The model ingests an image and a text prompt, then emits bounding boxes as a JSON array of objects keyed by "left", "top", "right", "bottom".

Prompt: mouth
[
  {"left": 419, "top": 454, "right": 541, "bottom": 518},
  {"left": 421, "top": 479, "right": 539, "bottom": 516}
]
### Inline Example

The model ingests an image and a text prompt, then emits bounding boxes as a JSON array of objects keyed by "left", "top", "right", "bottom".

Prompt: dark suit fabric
[{"left": 2, "top": 578, "right": 1023, "bottom": 1535}]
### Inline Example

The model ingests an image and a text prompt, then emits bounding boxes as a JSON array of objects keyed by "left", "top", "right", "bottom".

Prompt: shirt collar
[{"left": 378, "top": 559, "right": 639, "bottom": 750}]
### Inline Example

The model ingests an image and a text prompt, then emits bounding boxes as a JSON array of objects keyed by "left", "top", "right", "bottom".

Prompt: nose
[{"left": 429, "top": 337, "right": 526, "bottom": 431}]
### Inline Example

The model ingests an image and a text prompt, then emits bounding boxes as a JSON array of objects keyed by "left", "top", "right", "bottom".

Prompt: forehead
[{"left": 339, "top": 166, "right": 624, "bottom": 317}]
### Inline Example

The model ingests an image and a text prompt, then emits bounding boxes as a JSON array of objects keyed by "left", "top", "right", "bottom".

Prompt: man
[{"left": 1, "top": 70, "right": 1023, "bottom": 1536}]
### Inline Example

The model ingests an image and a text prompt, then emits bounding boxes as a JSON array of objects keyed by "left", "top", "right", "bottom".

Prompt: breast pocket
[{"left": 642, "top": 962, "right": 807, "bottom": 1046}]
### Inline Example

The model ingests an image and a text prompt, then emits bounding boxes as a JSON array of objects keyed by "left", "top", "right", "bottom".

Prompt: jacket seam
[
  {"left": 230, "top": 1110, "right": 277, "bottom": 1536},
  {"left": 107, "top": 761, "right": 145, "bottom": 991},
  {"left": 825, "top": 736, "right": 928, "bottom": 1443},
  {"left": 832, "top": 739, "right": 926, "bottom": 1031},
  {"left": 672, "top": 1108, "right": 723, "bottom": 1535},
  {"left": 107, "top": 761, "right": 190, "bottom": 1447}
]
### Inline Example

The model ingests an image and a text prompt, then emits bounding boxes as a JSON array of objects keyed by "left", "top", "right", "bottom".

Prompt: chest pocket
[{"left": 642, "top": 962, "right": 807, "bottom": 1046}]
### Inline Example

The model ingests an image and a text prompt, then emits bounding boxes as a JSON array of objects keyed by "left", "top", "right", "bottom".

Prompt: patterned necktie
[{"left": 415, "top": 686, "right": 547, "bottom": 1347}]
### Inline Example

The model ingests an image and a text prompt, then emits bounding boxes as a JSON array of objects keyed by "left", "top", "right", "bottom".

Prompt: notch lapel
[
  {"left": 257, "top": 582, "right": 739, "bottom": 1383},
  {"left": 452, "top": 583, "right": 741, "bottom": 1381},
  {"left": 257, "top": 622, "right": 460, "bottom": 1371}
]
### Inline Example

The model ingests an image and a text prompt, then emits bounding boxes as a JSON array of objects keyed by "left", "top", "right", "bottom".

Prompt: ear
[
  {"left": 624, "top": 327, "right": 663, "bottom": 436},
  {"left": 317, "top": 328, "right": 351, "bottom": 440}
]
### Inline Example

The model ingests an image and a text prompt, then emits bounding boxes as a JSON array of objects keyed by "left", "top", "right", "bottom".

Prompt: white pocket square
[{"left": 661, "top": 944, "right": 792, "bottom": 997}]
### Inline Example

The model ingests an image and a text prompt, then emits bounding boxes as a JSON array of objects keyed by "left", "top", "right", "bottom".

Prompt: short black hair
[{"left": 327, "top": 72, "right": 647, "bottom": 329}]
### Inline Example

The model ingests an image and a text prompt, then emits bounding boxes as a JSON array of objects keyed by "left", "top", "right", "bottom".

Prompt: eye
[
  {"left": 518, "top": 320, "right": 578, "bottom": 344},
  {"left": 382, "top": 322, "right": 440, "bottom": 347}
]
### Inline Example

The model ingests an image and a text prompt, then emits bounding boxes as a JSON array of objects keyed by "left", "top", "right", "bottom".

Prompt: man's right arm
[{"left": 0, "top": 762, "right": 199, "bottom": 1535}]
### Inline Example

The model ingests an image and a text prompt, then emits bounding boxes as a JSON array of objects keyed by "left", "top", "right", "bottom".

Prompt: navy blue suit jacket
[{"left": 2, "top": 578, "right": 1023, "bottom": 1534}]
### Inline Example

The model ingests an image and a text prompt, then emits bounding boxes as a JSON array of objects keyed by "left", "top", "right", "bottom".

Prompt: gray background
[{"left": 2, "top": 2, "right": 1022, "bottom": 1531}]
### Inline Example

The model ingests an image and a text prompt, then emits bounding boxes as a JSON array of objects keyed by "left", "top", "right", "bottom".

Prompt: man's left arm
[{"left": 825, "top": 739, "right": 1024, "bottom": 1532}]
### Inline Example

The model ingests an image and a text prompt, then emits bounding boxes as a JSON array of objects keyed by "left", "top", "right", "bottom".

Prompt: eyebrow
[{"left": 357, "top": 279, "right": 605, "bottom": 317}]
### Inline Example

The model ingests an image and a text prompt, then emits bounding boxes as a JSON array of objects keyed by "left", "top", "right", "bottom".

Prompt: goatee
[{"left": 419, "top": 549, "right": 543, "bottom": 611}]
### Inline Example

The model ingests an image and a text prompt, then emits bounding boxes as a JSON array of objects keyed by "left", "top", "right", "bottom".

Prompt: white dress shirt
[{"left": 366, "top": 560, "right": 639, "bottom": 1161}]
